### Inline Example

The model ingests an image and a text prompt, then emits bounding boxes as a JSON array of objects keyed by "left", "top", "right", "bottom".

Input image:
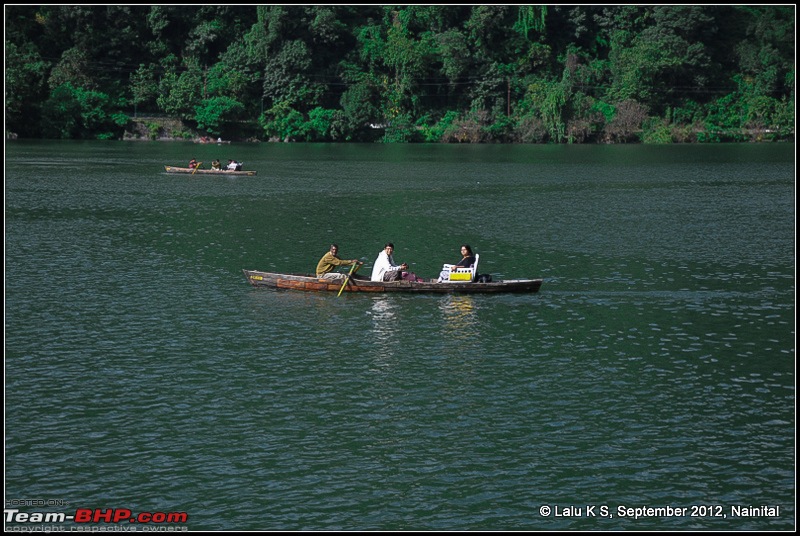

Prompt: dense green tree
[
  {"left": 194, "top": 96, "right": 245, "bottom": 135},
  {"left": 339, "top": 79, "right": 381, "bottom": 141},
  {"left": 4, "top": 5, "right": 794, "bottom": 143},
  {"left": 41, "top": 83, "right": 127, "bottom": 139},
  {"left": 130, "top": 63, "right": 161, "bottom": 115},
  {"left": 606, "top": 6, "right": 716, "bottom": 114},
  {"left": 157, "top": 61, "right": 203, "bottom": 121},
  {"left": 5, "top": 40, "right": 50, "bottom": 137},
  {"left": 48, "top": 47, "right": 96, "bottom": 90},
  {"left": 260, "top": 100, "right": 305, "bottom": 141}
]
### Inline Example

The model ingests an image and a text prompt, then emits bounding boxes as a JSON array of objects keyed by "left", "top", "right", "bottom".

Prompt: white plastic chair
[{"left": 444, "top": 253, "right": 479, "bottom": 282}]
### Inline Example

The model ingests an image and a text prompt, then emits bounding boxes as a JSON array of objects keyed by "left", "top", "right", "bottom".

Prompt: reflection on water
[
  {"left": 368, "top": 297, "right": 398, "bottom": 360},
  {"left": 438, "top": 295, "right": 478, "bottom": 341}
]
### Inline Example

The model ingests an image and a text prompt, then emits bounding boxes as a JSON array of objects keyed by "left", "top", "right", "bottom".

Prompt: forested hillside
[{"left": 4, "top": 5, "right": 795, "bottom": 143}]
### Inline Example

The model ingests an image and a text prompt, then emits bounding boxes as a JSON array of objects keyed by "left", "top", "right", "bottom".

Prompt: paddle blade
[
  {"left": 336, "top": 279, "right": 348, "bottom": 297},
  {"left": 337, "top": 263, "right": 360, "bottom": 297}
]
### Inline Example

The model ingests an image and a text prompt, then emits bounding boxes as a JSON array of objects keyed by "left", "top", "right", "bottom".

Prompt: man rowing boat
[{"left": 316, "top": 244, "right": 363, "bottom": 279}]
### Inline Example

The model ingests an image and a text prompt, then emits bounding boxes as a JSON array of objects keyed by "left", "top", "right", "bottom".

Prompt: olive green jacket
[{"left": 316, "top": 252, "right": 354, "bottom": 277}]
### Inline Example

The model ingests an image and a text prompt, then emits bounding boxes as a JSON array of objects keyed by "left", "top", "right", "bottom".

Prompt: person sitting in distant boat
[
  {"left": 437, "top": 244, "right": 476, "bottom": 282},
  {"left": 211, "top": 159, "right": 221, "bottom": 170},
  {"left": 316, "top": 244, "right": 363, "bottom": 279},
  {"left": 227, "top": 159, "right": 243, "bottom": 171},
  {"left": 188, "top": 158, "right": 198, "bottom": 169}
]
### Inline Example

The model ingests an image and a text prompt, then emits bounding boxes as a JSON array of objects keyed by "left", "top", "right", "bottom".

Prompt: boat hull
[
  {"left": 164, "top": 165, "right": 256, "bottom": 176},
  {"left": 242, "top": 270, "right": 542, "bottom": 294}
]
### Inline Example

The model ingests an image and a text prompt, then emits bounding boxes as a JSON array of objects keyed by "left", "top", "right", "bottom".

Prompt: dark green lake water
[{"left": 5, "top": 141, "right": 795, "bottom": 530}]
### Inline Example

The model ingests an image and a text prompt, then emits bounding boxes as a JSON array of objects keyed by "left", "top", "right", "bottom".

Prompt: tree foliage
[{"left": 5, "top": 5, "right": 794, "bottom": 142}]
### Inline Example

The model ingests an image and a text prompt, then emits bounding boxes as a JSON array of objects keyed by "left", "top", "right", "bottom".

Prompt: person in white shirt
[{"left": 371, "top": 243, "right": 407, "bottom": 281}]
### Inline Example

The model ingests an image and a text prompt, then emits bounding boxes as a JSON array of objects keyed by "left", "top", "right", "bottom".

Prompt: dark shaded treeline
[{"left": 4, "top": 5, "right": 795, "bottom": 143}]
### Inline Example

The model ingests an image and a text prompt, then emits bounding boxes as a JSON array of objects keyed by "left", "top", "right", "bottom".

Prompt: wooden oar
[
  {"left": 337, "top": 262, "right": 361, "bottom": 297},
  {"left": 192, "top": 162, "right": 203, "bottom": 175}
]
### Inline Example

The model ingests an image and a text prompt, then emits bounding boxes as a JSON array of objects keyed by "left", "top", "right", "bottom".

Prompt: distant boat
[
  {"left": 242, "top": 269, "right": 543, "bottom": 294},
  {"left": 194, "top": 137, "right": 231, "bottom": 144},
  {"left": 164, "top": 165, "right": 256, "bottom": 176}
]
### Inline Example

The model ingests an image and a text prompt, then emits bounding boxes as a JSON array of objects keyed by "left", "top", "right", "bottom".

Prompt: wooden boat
[
  {"left": 164, "top": 165, "right": 256, "bottom": 176},
  {"left": 242, "top": 269, "right": 542, "bottom": 294},
  {"left": 194, "top": 138, "right": 231, "bottom": 144}
]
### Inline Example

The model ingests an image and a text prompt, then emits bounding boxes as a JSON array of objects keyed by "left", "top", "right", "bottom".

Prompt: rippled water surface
[{"left": 5, "top": 141, "right": 795, "bottom": 530}]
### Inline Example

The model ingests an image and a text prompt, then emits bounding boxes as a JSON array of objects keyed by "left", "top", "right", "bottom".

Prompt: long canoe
[
  {"left": 164, "top": 165, "right": 257, "bottom": 176},
  {"left": 242, "top": 269, "right": 542, "bottom": 294}
]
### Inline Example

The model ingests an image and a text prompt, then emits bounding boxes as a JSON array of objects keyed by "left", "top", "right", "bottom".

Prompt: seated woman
[
  {"left": 211, "top": 159, "right": 221, "bottom": 170},
  {"left": 437, "top": 244, "right": 476, "bottom": 282},
  {"left": 188, "top": 158, "right": 198, "bottom": 169}
]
